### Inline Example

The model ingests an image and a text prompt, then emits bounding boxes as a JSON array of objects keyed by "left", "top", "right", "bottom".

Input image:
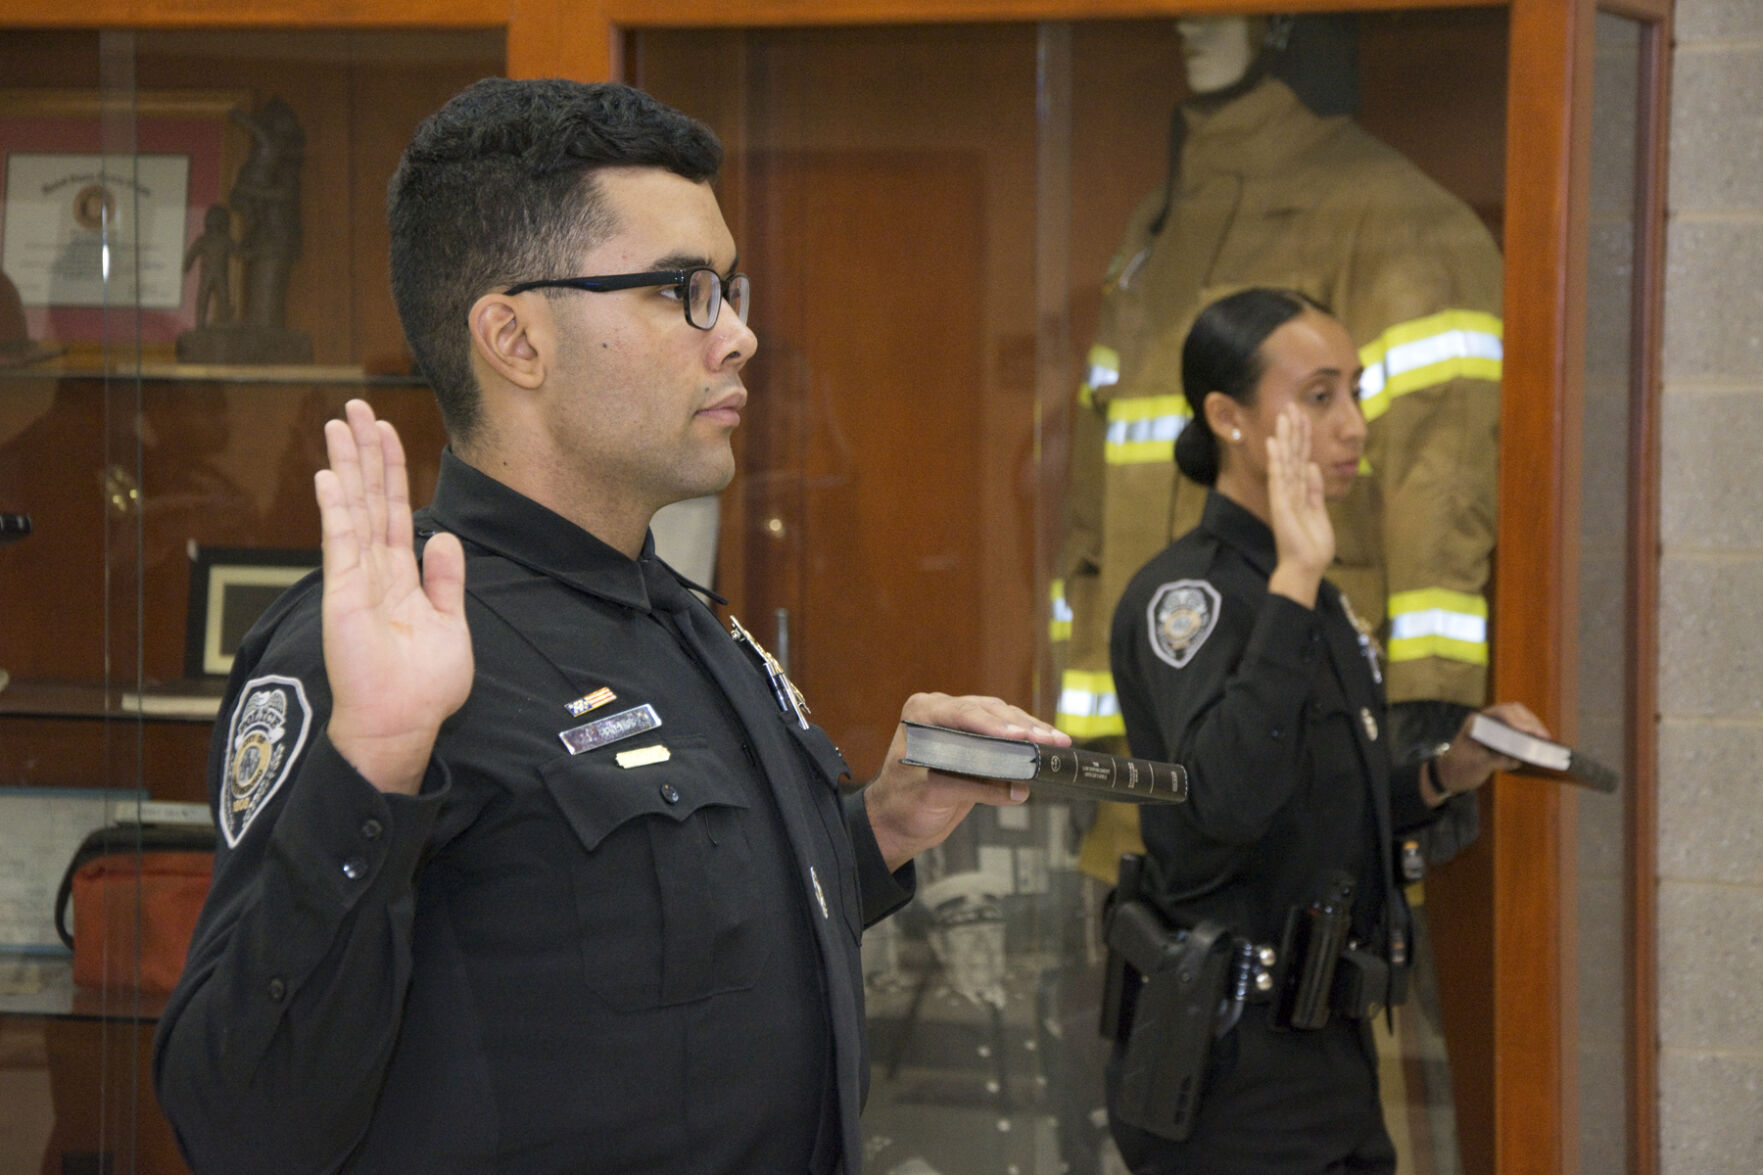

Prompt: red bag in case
[{"left": 54, "top": 823, "right": 215, "bottom": 994}]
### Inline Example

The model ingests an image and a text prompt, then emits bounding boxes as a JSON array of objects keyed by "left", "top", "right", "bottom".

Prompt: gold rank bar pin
[{"left": 616, "top": 744, "right": 672, "bottom": 769}]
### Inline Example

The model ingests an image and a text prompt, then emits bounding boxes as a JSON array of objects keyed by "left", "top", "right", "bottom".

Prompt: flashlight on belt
[{"left": 1272, "top": 869, "right": 1354, "bottom": 1031}]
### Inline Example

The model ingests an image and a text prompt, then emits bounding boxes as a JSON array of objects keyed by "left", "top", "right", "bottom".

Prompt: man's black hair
[{"left": 387, "top": 78, "right": 723, "bottom": 441}]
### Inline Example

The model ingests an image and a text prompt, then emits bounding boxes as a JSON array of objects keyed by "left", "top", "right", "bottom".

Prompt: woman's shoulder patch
[
  {"left": 221, "top": 675, "right": 313, "bottom": 847},
  {"left": 1146, "top": 579, "right": 1223, "bottom": 669}
]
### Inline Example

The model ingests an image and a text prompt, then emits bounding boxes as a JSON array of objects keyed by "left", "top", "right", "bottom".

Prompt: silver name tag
[{"left": 559, "top": 703, "right": 662, "bottom": 755}]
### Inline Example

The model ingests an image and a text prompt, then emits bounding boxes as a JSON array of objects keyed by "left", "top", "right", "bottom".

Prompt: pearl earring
[{"left": 1230, "top": 428, "right": 1242, "bottom": 442}]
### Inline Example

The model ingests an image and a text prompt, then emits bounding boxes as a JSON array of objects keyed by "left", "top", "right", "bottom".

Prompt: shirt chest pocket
[{"left": 539, "top": 738, "right": 764, "bottom": 1011}]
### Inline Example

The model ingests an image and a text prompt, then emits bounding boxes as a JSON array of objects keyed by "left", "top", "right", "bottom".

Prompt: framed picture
[
  {"left": 0, "top": 786, "right": 141, "bottom": 957},
  {"left": 0, "top": 89, "right": 249, "bottom": 351},
  {"left": 185, "top": 546, "right": 319, "bottom": 678}
]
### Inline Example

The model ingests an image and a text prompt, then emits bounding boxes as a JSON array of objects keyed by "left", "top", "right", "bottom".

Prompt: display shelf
[
  {"left": 0, "top": 360, "right": 424, "bottom": 386},
  {"left": 0, "top": 957, "right": 168, "bottom": 1021},
  {"left": 0, "top": 679, "right": 222, "bottom": 723}
]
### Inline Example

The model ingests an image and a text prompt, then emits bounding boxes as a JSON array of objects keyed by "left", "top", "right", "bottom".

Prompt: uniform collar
[
  {"left": 1181, "top": 78, "right": 1327, "bottom": 187},
  {"left": 418, "top": 448, "right": 680, "bottom": 613}
]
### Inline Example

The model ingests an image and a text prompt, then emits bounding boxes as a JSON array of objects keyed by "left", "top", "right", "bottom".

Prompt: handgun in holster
[{"left": 1099, "top": 853, "right": 1234, "bottom": 1142}]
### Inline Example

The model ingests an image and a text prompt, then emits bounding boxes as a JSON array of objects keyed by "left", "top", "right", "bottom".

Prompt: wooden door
[{"left": 730, "top": 150, "right": 989, "bottom": 778}]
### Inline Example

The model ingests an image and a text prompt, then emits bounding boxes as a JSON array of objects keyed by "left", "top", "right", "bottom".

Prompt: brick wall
[{"left": 1657, "top": 2, "right": 1763, "bottom": 1170}]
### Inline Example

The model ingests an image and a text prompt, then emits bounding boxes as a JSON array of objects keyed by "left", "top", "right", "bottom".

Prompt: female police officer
[{"left": 1104, "top": 288, "right": 1545, "bottom": 1173}]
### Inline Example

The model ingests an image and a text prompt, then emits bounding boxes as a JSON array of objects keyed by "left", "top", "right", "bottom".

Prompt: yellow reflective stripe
[
  {"left": 1389, "top": 587, "right": 1488, "bottom": 621},
  {"left": 1358, "top": 311, "right": 1503, "bottom": 423},
  {"left": 1080, "top": 344, "right": 1120, "bottom": 410},
  {"left": 1104, "top": 395, "right": 1190, "bottom": 466},
  {"left": 1057, "top": 711, "right": 1126, "bottom": 738},
  {"left": 1386, "top": 588, "right": 1489, "bottom": 665},
  {"left": 1055, "top": 669, "right": 1125, "bottom": 738},
  {"left": 1049, "top": 579, "right": 1072, "bottom": 643},
  {"left": 1387, "top": 634, "right": 1489, "bottom": 666}
]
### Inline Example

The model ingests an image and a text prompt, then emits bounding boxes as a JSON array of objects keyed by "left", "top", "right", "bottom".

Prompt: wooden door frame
[
  {"left": 1589, "top": 3, "right": 1670, "bottom": 1172},
  {"left": 1495, "top": 1, "right": 1588, "bottom": 1170},
  {"left": 0, "top": 1, "right": 1661, "bottom": 1169}
]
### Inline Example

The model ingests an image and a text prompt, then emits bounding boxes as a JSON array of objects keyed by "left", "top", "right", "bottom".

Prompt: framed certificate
[
  {"left": 2, "top": 151, "right": 191, "bottom": 309},
  {"left": 0, "top": 89, "right": 248, "bottom": 348}
]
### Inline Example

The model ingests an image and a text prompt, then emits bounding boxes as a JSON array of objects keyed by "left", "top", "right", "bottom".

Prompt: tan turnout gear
[{"left": 1053, "top": 78, "right": 1503, "bottom": 753}]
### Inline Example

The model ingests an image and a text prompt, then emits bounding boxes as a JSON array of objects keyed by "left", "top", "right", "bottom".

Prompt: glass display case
[
  {"left": 628, "top": 12, "right": 1512, "bottom": 1174},
  {"left": 0, "top": 2, "right": 1670, "bottom": 1172},
  {"left": 0, "top": 28, "right": 502, "bottom": 1173}
]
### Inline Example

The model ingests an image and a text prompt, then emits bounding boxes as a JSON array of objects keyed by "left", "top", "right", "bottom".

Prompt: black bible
[
  {"left": 900, "top": 721, "right": 1188, "bottom": 804},
  {"left": 1466, "top": 712, "right": 1619, "bottom": 794}
]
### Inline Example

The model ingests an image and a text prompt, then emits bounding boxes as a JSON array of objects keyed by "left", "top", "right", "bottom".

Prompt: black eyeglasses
[{"left": 503, "top": 267, "right": 750, "bottom": 331}]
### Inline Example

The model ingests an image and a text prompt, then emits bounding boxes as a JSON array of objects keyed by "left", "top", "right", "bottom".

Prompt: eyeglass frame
[{"left": 502, "top": 267, "right": 750, "bottom": 331}]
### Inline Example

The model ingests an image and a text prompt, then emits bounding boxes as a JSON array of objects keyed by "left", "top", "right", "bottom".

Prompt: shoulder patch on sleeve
[
  {"left": 1147, "top": 579, "right": 1222, "bottom": 669},
  {"left": 221, "top": 675, "right": 313, "bottom": 848}
]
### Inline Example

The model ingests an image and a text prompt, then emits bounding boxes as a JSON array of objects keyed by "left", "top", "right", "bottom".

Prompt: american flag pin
[{"left": 566, "top": 686, "right": 617, "bottom": 717}]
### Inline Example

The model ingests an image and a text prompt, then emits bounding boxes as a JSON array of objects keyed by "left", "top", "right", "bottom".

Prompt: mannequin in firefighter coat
[{"left": 1055, "top": 18, "right": 1503, "bottom": 855}]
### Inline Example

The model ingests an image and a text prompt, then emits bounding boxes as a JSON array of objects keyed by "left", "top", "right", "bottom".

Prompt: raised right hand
[
  {"left": 315, "top": 399, "right": 473, "bottom": 794},
  {"left": 1266, "top": 404, "right": 1334, "bottom": 607}
]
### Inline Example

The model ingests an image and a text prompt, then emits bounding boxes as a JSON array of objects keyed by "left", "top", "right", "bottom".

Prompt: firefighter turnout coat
[{"left": 1053, "top": 78, "right": 1503, "bottom": 748}]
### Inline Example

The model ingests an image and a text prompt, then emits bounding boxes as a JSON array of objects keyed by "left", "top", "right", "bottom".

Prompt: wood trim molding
[
  {"left": 0, "top": 0, "right": 513, "bottom": 28},
  {"left": 507, "top": 0, "right": 613, "bottom": 79},
  {"left": 0, "top": 0, "right": 1505, "bottom": 29},
  {"left": 1597, "top": 0, "right": 1671, "bottom": 20},
  {"left": 1495, "top": 0, "right": 1592, "bottom": 1171},
  {"left": 1624, "top": 7, "right": 1671, "bottom": 1171},
  {"left": 590, "top": 0, "right": 1502, "bottom": 31}
]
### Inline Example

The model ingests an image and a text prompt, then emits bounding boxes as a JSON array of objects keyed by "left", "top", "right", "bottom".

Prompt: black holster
[
  {"left": 1270, "top": 870, "right": 1354, "bottom": 1031},
  {"left": 1099, "top": 854, "right": 1234, "bottom": 1142},
  {"left": 1331, "top": 947, "right": 1393, "bottom": 1020}
]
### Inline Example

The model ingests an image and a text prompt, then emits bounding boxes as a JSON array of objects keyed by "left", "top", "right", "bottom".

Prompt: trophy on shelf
[
  {"left": 176, "top": 97, "right": 313, "bottom": 365},
  {"left": 0, "top": 269, "right": 61, "bottom": 369}
]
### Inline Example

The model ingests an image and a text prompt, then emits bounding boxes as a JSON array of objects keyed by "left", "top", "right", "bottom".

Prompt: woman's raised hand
[{"left": 1266, "top": 405, "right": 1334, "bottom": 608}]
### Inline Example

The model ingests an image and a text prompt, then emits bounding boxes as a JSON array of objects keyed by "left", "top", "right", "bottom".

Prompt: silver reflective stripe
[
  {"left": 1105, "top": 414, "right": 1187, "bottom": 448},
  {"left": 1360, "top": 319, "right": 1503, "bottom": 403},
  {"left": 1057, "top": 687, "right": 1120, "bottom": 720},
  {"left": 1388, "top": 608, "right": 1487, "bottom": 645}
]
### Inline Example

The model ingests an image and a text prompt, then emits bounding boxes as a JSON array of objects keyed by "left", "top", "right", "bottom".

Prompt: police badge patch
[
  {"left": 221, "top": 676, "right": 312, "bottom": 847},
  {"left": 1147, "top": 579, "right": 1223, "bottom": 669}
]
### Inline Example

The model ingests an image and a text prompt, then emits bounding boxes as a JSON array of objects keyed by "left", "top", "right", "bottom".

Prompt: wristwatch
[{"left": 1427, "top": 741, "right": 1456, "bottom": 795}]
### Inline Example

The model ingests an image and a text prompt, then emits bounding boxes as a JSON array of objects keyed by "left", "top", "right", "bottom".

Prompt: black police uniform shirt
[
  {"left": 1105, "top": 491, "right": 1441, "bottom": 1170},
  {"left": 153, "top": 451, "right": 914, "bottom": 1174}
]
